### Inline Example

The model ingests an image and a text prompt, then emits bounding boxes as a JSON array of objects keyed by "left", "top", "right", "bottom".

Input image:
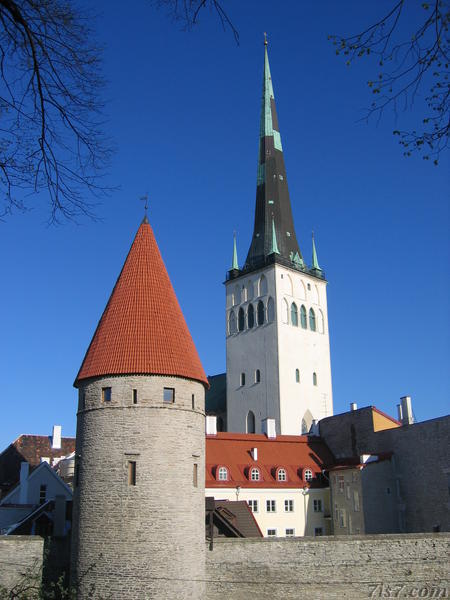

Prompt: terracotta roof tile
[{"left": 75, "top": 218, "right": 207, "bottom": 386}]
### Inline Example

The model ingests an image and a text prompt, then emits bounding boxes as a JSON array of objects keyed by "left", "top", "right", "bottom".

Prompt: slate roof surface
[
  {"left": 206, "top": 432, "right": 334, "bottom": 489},
  {"left": 214, "top": 500, "right": 263, "bottom": 537},
  {"left": 75, "top": 218, "right": 207, "bottom": 386}
]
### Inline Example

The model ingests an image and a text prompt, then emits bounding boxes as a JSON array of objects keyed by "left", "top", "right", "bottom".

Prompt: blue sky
[{"left": 0, "top": 1, "right": 448, "bottom": 448}]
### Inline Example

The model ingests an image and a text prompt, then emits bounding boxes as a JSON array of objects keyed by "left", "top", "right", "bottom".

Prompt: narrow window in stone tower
[
  {"left": 128, "top": 461, "right": 136, "bottom": 486},
  {"left": 295, "top": 369, "right": 300, "bottom": 383},
  {"left": 238, "top": 307, "right": 245, "bottom": 331},
  {"left": 132, "top": 389, "right": 137, "bottom": 404},
  {"left": 300, "top": 305, "right": 307, "bottom": 329},
  {"left": 102, "top": 387, "right": 112, "bottom": 402},
  {"left": 255, "top": 369, "right": 261, "bottom": 383},
  {"left": 163, "top": 387, "right": 175, "bottom": 403},
  {"left": 313, "top": 372, "right": 318, "bottom": 386},
  {"left": 240, "top": 373, "right": 246, "bottom": 386},
  {"left": 247, "top": 303, "right": 254, "bottom": 328},
  {"left": 257, "top": 300, "right": 265, "bottom": 325},
  {"left": 193, "top": 463, "right": 198, "bottom": 487},
  {"left": 191, "top": 394, "right": 195, "bottom": 409}
]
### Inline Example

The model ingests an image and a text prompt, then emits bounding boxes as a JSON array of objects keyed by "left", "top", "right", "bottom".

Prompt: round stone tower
[{"left": 71, "top": 217, "right": 208, "bottom": 599}]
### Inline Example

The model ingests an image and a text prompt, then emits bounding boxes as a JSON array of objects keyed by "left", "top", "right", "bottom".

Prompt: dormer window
[
  {"left": 217, "top": 466, "right": 228, "bottom": 481},
  {"left": 276, "top": 467, "right": 287, "bottom": 482},
  {"left": 303, "top": 468, "right": 313, "bottom": 482},
  {"left": 250, "top": 467, "right": 261, "bottom": 481}
]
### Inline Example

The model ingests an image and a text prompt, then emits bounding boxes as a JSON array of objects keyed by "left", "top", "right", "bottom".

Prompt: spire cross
[{"left": 140, "top": 193, "right": 149, "bottom": 215}]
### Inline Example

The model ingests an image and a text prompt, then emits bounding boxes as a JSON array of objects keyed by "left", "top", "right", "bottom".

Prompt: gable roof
[
  {"left": 206, "top": 432, "right": 334, "bottom": 489},
  {"left": 75, "top": 217, "right": 207, "bottom": 387},
  {"left": 0, "top": 460, "right": 73, "bottom": 505}
]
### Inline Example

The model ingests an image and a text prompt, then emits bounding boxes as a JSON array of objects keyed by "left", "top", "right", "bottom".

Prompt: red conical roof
[{"left": 75, "top": 217, "right": 208, "bottom": 387}]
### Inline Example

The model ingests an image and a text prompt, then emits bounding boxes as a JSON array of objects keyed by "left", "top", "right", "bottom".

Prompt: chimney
[
  {"left": 205, "top": 415, "right": 217, "bottom": 436},
  {"left": 350, "top": 402, "right": 357, "bottom": 411},
  {"left": 261, "top": 418, "right": 276, "bottom": 439},
  {"left": 52, "top": 425, "right": 62, "bottom": 449},
  {"left": 251, "top": 447, "right": 258, "bottom": 461},
  {"left": 19, "top": 462, "right": 29, "bottom": 504},
  {"left": 400, "top": 396, "right": 414, "bottom": 425},
  {"left": 397, "top": 403, "right": 403, "bottom": 422}
]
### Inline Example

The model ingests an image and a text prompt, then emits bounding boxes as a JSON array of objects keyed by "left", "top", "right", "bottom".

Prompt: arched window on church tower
[
  {"left": 234, "top": 284, "right": 241, "bottom": 305},
  {"left": 248, "top": 303, "right": 255, "bottom": 329},
  {"left": 228, "top": 310, "right": 236, "bottom": 335},
  {"left": 300, "top": 305, "right": 307, "bottom": 329},
  {"left": 267, "top": 297, "right": 275, "bottom": 322},
  {"left": 246, "top": 411, "right": 256, "bottom": 434},
  {"left": 291, "top": 302, "right": 298, "bottom": 327},
  {"left": 309, "top": 308, "right": 316, "bottom": 331},
  {"left": 238, "top": 307, "right": 245, "bottom": 332},
  {"left": 259, "top": 274, "right": 268, "bottom": 296},
  {"left": 257, "top": 300, "right": 265, "bottom": 325}
]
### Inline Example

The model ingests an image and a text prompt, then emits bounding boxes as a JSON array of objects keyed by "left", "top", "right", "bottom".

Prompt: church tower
[
  {"left": 71, "top": 216, "right": 208, "bottom": 599},
  {"left": 226, "top": 41, "right": 333, "bottom": 435}
]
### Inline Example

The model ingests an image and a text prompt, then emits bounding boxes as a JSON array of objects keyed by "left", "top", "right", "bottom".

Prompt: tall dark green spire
[{"left": 244, "top": 38, "right": 303, "bottom": 271}]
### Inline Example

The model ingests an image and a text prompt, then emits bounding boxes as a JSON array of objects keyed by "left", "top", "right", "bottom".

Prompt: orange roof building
[
  {"left": 75, "top": 216, "right": 207, "bottom": 386},
  {"left": 205, "top": 426, "right": 334, "bottom": 538}
]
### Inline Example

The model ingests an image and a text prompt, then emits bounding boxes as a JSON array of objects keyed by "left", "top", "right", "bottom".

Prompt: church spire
[
  {"left": 311, "top": 231, "right": 321, "bottom": 272},
  {"left": 244, "top": 38, "right": 303, "bottom": 271},
  {"left": 231, "top": 232, "right": 239, "bottom": 270}
]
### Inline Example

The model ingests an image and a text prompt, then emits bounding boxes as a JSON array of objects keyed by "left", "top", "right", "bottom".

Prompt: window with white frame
[
  {"left": 277, "top": 468, "right": 287, "bottom": 481},
  {"left": 267, "top": 529, "right": 277, "bottom": 537},
  {"left": 217, "top": 466, "right": 228, "bottom": 481},
  {"left": 338, "top": 475, "right": 345, "bottom": 492},
  {"left": 284, "top": 499, "right": 294, "bottom": 512},
  {"left": 285, "top": 528, "right": 295, "bottom": 537},
  {"left": 247, "top": 499, "right": 258, "bottom": 513},
  {"left": 304, "top": 468, "right": 313, "bottom": 482},
  {"left": 250, "top": 467, "right": 260, "bottom": 481},
  {"left": 353, "top": 490, "right": 360, "bottom": 512},
  {"left": 266, "top": 499, "right": 276, "bottom": 512},
  {"left": 313, "top": 499, "right": 323, "bottom": 512}
]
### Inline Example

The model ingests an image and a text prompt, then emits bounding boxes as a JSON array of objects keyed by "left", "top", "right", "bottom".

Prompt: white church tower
[{"left": 225, "top": 40, "right": 333, "bottom": 435}]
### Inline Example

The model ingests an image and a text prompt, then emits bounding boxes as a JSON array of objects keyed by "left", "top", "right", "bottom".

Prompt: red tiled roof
[
  {"left": 206, "top": 433, "right": 334, "bottom": 489},
  {"left": 75, "top": 218, "right": 207, "bottom": 386}
]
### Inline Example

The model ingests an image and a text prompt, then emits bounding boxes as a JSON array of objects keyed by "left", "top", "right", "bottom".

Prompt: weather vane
[{"left": 140, "top": 192, "right": 149, "bottom": 215}]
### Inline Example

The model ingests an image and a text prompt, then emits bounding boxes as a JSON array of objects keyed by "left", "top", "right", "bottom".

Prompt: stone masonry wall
[
  {"left": 71, "top": 374, "right": 206, "bottom": 600},
  {"left": 206, "top": 534, "right": 450, "bottom": 600},
  {"left": 0, "top": 536, "right": 44, "bottom": 591}
]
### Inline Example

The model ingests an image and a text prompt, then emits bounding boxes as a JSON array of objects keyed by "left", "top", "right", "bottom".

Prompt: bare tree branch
[
  {"left": 0, "top": 0, "right": 112, "bottom": 222},
  {"left": 330, "top": 0, "right": 449, "bottom": 164}
]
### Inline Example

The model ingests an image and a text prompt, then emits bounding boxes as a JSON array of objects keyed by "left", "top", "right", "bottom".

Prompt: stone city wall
[
  {"left": 206, "top": 533, "right": 450, "bottom": 600},
  {"left": 0, "top": 535, "right": 44, "bottom": 591}
]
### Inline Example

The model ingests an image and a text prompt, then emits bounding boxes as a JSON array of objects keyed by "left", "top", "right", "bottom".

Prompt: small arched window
[
  {"left": 228, "top": 310, "right": 236, "bottom": 335},
  {"left": 277, "top": 468, "right": 287, "bottom": 482},
  {"left": 300, "top": 305, "right": 307, "bottom": 329},
  {"left": 259, "top": 274, "right": 268, "bottom": 296},
  {"left": 313, "top": 372, "right": 318, "bottom": 386},
  {"left": 238, "top": 307, "right": 245, "bottom": 332},
  {"left": 309, "top": 308, "right": 316, "bottom": 331},
  {"left": 246, "top": 410, "right": 255, "bottom": 434},
  {"left": 267, "top": 296, "right": 275, "bottom": 322},
  {"left": 295, "top": 369, "right": 300, "bottom": 383},
  {"left": 291, "top": 302, "right": 298, "bottom": 327},
  {"left": 218, "top": 466, "right": 228, "bottom": 481},
  {"left": 257, "top": 300, "right": 265, "bottom": 325},
  {"left": 240, "top": 372, "right": 246, "bottom": 386},
  {"left": 250, "top": 467, "right": 260, "bottom": 481},
  {"left": 303, "top": 468, "right": 313, "bottom": 482},
  {"left": 247, "top": 303, "right": 254, "bottom": 329},
  {"left": 255, "top": 369, "right": 261, "bottom": 383}
]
